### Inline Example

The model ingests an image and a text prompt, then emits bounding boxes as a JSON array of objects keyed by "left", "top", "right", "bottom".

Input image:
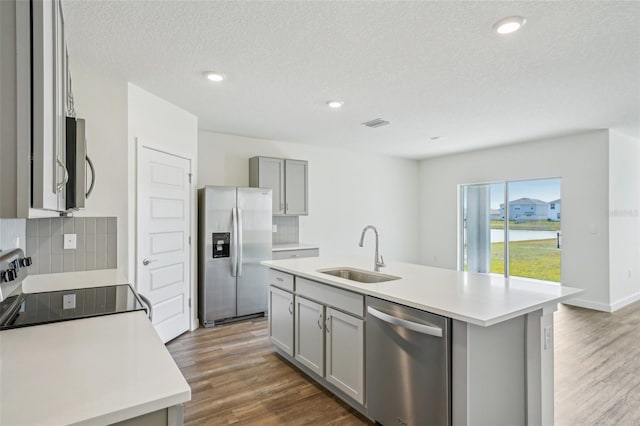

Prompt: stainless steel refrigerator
[{"left": 198, "top": 186, "right": 272, "bottom": 327}]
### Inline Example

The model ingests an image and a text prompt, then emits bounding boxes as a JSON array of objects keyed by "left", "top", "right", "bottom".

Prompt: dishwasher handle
[{"left": 367, "top": 306, "right": 443, "bottom": 338}]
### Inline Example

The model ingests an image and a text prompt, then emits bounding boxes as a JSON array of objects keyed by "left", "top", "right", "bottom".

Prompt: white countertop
[
  {"left": 272, "top": 242, "right": 320, "bottom": 252},
  {"left": 0, "top": 270, "right": 191, "bottom": 426},
  {"left": 262, "top": 256, "right": 583, "bottom": 327}
]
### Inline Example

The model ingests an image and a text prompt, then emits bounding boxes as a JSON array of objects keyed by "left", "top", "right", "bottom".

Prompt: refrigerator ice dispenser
[{"left": 212, "top": 232, "right": 231, "bottom": 258}]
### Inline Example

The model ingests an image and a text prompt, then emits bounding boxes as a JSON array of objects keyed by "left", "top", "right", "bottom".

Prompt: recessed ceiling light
[
  {"left": 493, "top": 16, "right": 526, "bottom": 34},
  {"left": 327, "top": 100, "right": 344, "bottom": 109},
  {"left": 205, "top": 72, "right": 225, "bottom": 82}
]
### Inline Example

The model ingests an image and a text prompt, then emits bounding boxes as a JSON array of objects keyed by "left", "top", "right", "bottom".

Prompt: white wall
[
  {"left": 419, "top": 131, "right": 611, "bottom": 310},
  {"left": 608, "top": 130, "right": 640, "bottom": 309},
  {"left": 72, "top": 67, "right": 129, "bottom": 276},
  {"left": 198, "top": 131, "right": 420, "bottom": 263},
  {"left": 128, "top": 84, "right": 198, "bottom": 329}
]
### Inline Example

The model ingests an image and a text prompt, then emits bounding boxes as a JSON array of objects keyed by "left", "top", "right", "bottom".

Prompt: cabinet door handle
[
  {"left": 288, "top": 302, "right": 293, "bottom": 315},
  {"left": 286, "top": 203, "right": 289, "bottom": 212},
  {"left": 276, "top": 277, "right": 283, "bottom": 282},
  {"left": 86, "top": 155, "right": 96, "bottom": 198},
  {"left": 317, "top": 313, "right": 322, "bottom": 330},
  {"left": 325, "top": 315, "right": 330, "bottom": 333},
  {"left": 56, "top": 157, "right": 69, "bottom": 192}
]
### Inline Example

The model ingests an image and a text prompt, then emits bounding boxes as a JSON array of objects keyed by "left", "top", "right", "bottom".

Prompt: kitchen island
[
  {"left": 263, "top": 256, "right": 582, "bottom": 426},
  {"left": 0, "top": 270, "right": 191, "bottom": 426}
]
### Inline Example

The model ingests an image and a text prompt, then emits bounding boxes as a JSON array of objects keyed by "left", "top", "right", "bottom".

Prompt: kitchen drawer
[
  {"left": 272, "top": 248, "right": 319, "bottom": 260},
  {"left": 296, "top": 277, "right": 364, "bottom": 318},
  {"left": 269, "top": 269, "right": 294, "bottom": 292}
]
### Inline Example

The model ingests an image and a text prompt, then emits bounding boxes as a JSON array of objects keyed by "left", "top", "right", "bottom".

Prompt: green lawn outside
[
  {"left": 490, "top": 220, "right": 561, "bottom": 231},
  {"left": 491, "top": 239, "right": 561, "bottom": 282}
]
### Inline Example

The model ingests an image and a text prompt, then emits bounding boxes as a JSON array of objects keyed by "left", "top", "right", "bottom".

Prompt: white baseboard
[
  {"left": 562, "top": 292, "right": 640, "bottom": 312},
  {"left": 610, "top": 292, "right": 640, "bottom": 312},
  {"left": 562, "top": 298, "right": 613, "bottom": 312}
]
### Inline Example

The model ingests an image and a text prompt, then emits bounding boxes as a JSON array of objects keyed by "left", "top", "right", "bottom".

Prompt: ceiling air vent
[{"left": 361, "top": 118, "right": 390, "bottom": 128}]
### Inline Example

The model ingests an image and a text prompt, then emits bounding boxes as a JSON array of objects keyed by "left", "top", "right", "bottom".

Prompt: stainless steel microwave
[{"left": 65, "top": 117, "right": 95, "bottom": 210}]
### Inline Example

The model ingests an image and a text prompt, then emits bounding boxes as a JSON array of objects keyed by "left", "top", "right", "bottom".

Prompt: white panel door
[
  {"left": 295, "top": 296, "right": 324, "bottom": 376},
  {"left": 269, "top": 286, "right": 294, "bottom": 355},
  {"left": 137, "top": 145, "right": 191, "bottom": 343},
  {"left": 325, "top": 308, "right": 364, "bottom": 404}
]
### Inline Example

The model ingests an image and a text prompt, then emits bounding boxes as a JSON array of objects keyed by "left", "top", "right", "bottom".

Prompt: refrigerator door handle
[
  {"left": 231, "top": 207, "right": 238, "bottom": 277},
  {"left": 237, "top": 207, "right": 243, "bottom": 276}
]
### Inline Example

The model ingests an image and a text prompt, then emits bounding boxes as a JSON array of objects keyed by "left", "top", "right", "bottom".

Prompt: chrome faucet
[{"left": 359, "top": 225, "right": 385, "bottom": 272}]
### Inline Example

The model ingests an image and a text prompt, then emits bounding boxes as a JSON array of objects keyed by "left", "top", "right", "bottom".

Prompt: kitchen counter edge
[{"left": 262, "top": 257, "right": 582, "bottom": 327}]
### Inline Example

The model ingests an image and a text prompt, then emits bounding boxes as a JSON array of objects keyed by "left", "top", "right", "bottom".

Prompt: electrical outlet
[
  {"left": 544, "top": 326, "right": 552, "bottom": 350},
  {"left": 63, "top": 293, "right": 76, "bottom": 310},
  {"left": 64, "top": 234, "right": 77, "bottom": 250},
  {"left": 272, "top": 224, "right": 277, "bottom": 233}
]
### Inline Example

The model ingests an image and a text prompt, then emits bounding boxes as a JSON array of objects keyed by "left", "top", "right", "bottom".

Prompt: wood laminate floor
[
  {"left": 167, "top": 302, "right": 640, "bottom": 425},
  {"left": 555, "top": 302, "right": 640, "bottom": 425},
  {"left": 166, "top": 318, "right": 370, "bottom": 425}
]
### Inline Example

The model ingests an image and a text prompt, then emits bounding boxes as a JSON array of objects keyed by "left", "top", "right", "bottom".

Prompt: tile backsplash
[
  {"left": 272, "top": 216, "right": 299, "bottom": 244},
  {"left": 26, "top": 217, "right": 117, "bottom": 275}
]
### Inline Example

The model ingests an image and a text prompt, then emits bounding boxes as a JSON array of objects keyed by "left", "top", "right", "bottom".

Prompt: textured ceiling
[{"left": 63, "top": 1, "right": 640, "bottom": 159}]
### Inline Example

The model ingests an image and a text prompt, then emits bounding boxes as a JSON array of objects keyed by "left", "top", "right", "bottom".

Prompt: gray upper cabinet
[
  {"left": 250, "top": 157, "right": 308, "bottom": 216},
  {"left": 283, "top": 159, "right": 308, "bottom": 215},
  {"left": 20, "top": 0, "right": 68, "bottom": 213},
  {"left": 250, "top": 157, "right": 285, "bottom": 215}
]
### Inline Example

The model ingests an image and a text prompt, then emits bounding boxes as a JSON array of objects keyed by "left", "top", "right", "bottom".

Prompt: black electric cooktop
[{"left": 0, "top": 284, "right": 146, "bottom": 330}]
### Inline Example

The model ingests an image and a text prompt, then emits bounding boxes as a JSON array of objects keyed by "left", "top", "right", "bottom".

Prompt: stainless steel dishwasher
[{"left": 366, "top": 296, "right": 451, "bottom": 426}]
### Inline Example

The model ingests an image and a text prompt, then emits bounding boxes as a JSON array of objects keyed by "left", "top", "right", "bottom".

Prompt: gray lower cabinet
[
  {"left": 268, "top": 286, "right": 294, "bottom": 356},
  {"left": 293, "top": 293, "right": 365, "bottom": 404},
  {"left": 112, "top": 404, "right": 184, "bottom": 426},
  {"left": 249, "top": 156, "right": 308, "bottom": 216},
  {"left": 294, "top": 295, "right": 325, "bottom": 376},
  {"left": 269, "top": 270, "right": 365, "bottom": 408},
  {"left": 325, "top": 307, "right": 364, "bottom": 404}
]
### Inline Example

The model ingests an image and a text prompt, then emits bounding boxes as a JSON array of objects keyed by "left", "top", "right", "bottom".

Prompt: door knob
[{"left": 142, "top": 258, "right": 157, "bottom": 266}]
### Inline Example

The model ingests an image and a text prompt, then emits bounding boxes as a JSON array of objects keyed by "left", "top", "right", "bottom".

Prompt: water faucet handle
[{"left": 378, "top": 255, "right": 386, "bottom": 268}]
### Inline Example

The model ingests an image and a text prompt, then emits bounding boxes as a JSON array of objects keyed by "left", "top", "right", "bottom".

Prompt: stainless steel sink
[{"left": 318, "top": 267, "right": 401, "bottom": 283}]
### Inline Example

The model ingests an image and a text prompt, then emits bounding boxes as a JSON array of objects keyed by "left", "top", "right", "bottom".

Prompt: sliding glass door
[{"left": 461, "top": 178, "right": 561, "bottom": 283}]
